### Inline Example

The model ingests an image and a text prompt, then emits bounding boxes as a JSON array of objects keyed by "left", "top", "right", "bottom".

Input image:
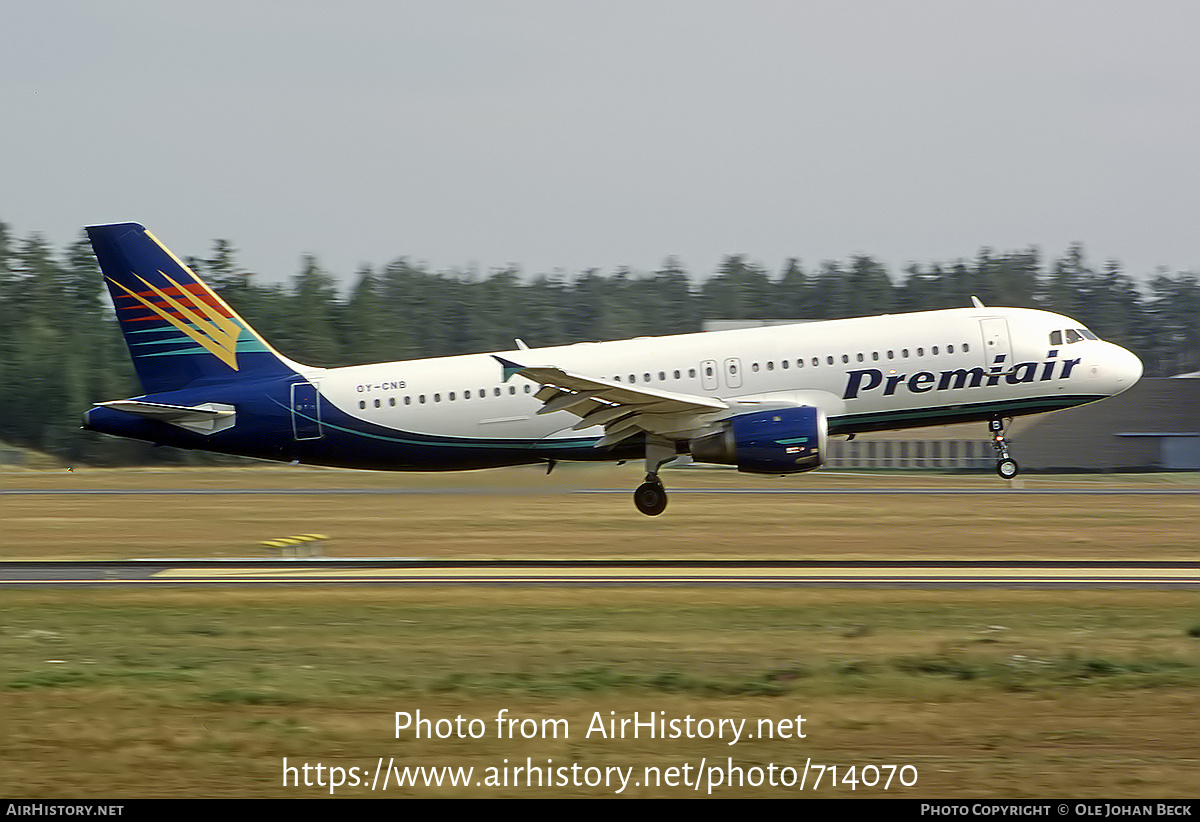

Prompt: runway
[
  {"left": 3, "top": 559, "right": 1197, "bottom": 588},
  {"left": 3, "top": 486, "right": 1197, "bottom": 496}
]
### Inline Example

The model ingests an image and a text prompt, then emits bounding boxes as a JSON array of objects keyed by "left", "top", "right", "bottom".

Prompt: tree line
[{"left": 1, "top": 220, "right": 1196, "bottom": 465}]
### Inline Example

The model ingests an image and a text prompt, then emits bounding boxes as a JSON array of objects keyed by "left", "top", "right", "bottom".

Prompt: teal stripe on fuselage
[{"left": 830, "top": 394, "right": 1107, "bottom": 435}]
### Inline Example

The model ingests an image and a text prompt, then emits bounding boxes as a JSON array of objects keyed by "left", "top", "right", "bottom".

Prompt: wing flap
[
  {"left": 536, "top": 390, "right": 606, "bottom": 416},
  {"left": 572, "top": 405, "right": 638, "bottom": 430}
]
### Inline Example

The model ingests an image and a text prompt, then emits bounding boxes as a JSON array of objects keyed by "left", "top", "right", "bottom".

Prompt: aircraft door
[
  {"left": 979, "top": 319, "right": 1012, "bottom": 370},
  {"left": 724, "top": 357, "right": 743, "bottom": 389},
  {"left": 700, "top": 359, "right": 719, "bottom": 391},
  {"left": 290, "top": 381, "right": 323, "bottom": 440}
]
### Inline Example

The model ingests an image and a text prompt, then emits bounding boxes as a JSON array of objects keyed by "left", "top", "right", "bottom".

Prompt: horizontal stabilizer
[{"left": 95, "top": 400, "right": 236, "bottom": 435}]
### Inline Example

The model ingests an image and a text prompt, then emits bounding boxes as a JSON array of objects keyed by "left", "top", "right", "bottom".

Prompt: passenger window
[
  {"left": 509, "top": 386, "right": 516, "bottom": 394},
  {"left": 673, "top": 370, "right": 681, "bottom": 379},
  {"left": 856, "top": 353, "right": 863, "bottom": 362},
  {"left": 389, "top": 397, "right": 396, "bottom": 406},
  {"left": 963, "top": 343, "right": 970, "bottom": 352},
  {"left": 359, "top": 401, "right": 366, "bottom": 409},
  {"left": 947, "top": 344, "right": 954, "bottom": 354},
  {"left": 932, "top": 346, "right": 938, "bottom": 355}
]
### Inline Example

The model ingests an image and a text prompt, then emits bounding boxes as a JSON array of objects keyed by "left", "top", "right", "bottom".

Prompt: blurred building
[
  {"left": 825, "top": 377, "right": 1199, "bottom": 472},
  {"left": 1011, "top": 377, "right": 1199, "bottom": 471}
]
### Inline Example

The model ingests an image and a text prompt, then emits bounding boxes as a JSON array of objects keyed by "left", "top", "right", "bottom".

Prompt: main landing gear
[
  {"left": 989, "top": 417, "right": 1019, "bottom": 479},
  {"left": 633, "top": 437, "right": 678, "bottom": 516},
  {"left": 634, "top": 479, "right": 668, "bottom": 516}
]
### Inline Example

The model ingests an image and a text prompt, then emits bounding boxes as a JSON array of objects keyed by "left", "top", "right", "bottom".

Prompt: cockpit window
[{"left": 1052, "top": 328, "right": 1100, "bottom": 345}]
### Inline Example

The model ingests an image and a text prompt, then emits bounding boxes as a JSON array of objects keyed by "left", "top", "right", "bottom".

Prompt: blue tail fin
[{"left": 87, "top": 222, "right": 302, "bottom": 393}]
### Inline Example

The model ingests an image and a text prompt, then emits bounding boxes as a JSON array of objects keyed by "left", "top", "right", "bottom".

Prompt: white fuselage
[{"left": 305, "top": 306, "right": 1142, "bottom": 444}]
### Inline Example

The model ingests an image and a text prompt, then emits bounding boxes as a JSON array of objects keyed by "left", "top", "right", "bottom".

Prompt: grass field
[
  {"left": 1, "top": 466, "right": 1198, "bottom": 797},
  {"left": 2, "top": 464, "right": 1198, "bottom": 560}
]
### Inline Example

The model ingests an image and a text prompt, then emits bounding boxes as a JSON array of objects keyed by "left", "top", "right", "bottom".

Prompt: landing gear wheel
[
  {"left": 988, "top": 417, "right": 1019, "bottom": 481},
  {"left": 633, "top": 481, "right": 668, "bottom": 516}
]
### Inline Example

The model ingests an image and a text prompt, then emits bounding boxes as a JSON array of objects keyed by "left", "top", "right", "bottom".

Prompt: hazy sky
[{"left": 3, "top": 1, "right": 1198, "bottom": 286}]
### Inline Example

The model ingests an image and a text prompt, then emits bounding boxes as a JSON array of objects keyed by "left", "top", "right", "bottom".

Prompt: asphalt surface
[
  {"left": 3, "top": 486, "right": 1196, "bottom": 496},
  {"left": 3, "top": 559, "right": 1197, "bottom": 588}
]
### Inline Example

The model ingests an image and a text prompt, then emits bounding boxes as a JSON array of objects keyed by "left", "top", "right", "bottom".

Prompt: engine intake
[{"left": 689, "top": 406, "right": 826, "bottom": 474}]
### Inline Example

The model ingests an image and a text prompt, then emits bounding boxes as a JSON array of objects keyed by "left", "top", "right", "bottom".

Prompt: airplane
[{"left": 81, "top": 222, "right": 1144, "bottom": 516}]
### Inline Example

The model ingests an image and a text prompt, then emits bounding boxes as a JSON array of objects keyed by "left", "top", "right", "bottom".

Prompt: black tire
[
  {"left": 633, "top": 481, "right": 668, "bottom": 516},
  {"left": 996, "top": 458, "right": 1019, "bottom": 479}
]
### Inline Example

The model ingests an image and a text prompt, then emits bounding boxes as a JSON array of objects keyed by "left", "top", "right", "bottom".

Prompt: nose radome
[{"left": 1111, "top": 344, "right": 1143, "bottom": 394}]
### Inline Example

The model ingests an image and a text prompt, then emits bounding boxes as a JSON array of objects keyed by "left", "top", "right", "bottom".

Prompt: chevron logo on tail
[
  {"left": 87, "top": 222, "right": 300, "bottom": 393},
  {"left": 107, "top": 269, "right": 242, "bottom": 370}
]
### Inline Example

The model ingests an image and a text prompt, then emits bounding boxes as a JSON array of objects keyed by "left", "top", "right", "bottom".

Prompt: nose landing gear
[{"left": 989, "top": 417, "right": 1019, "bottom": 479}]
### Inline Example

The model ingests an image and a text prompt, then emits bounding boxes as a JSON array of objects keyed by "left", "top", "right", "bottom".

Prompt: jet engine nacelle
[{"left": 689, "top": 406, "right": 827, "bottom": 474}]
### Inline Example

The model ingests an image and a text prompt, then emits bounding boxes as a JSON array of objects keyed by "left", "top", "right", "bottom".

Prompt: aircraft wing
[{"left": 494, "top": 356, "right": 729, "bottom": 447}]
